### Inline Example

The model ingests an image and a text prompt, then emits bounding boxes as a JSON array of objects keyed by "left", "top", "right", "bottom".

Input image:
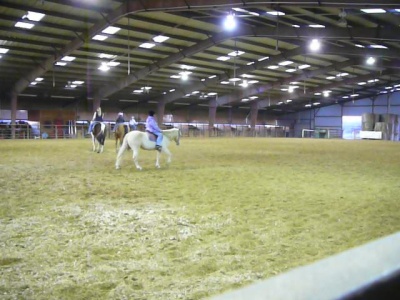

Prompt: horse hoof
[{"left": 116, "top": 166, "right": 120, "bottom": 170}]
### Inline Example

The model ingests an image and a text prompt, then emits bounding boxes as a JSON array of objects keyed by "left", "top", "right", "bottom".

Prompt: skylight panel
[
  {"left": 139, "top": 43, "right": 155, "bottom": 49},
  {"left": 24, "top": 11, "right": 45, "bottom": 22},
  {"left": 217, "top": 56, "right": 230, "bottom": 61},
  {"left": 152, "top": 35, "right": 169, "bottom": 43},
  {"left": 102, "top": 26, "right": 120, "bottom": 35},
  {"left": 61, "top": 56, "right": 75, "bottom": 61},
  {"left": 228, "top": 50, "right": 245, "bottom": 56},
  {"left": 15, "top": 22, "right": 34, "bottom": 29},
  {"left": 93, "top": 35, "right": 108, "bottom": 41},
  {"left": 278, "top": 60, "right": 293, "bottom": 66}
]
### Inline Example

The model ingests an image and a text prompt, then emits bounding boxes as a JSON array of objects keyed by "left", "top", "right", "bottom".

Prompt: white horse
[
  {"left": 115, "top": 128, "right": 180, "bottom": 170},
  {"left": 91, "top": 122, "right": 106, "bottom": 153}
]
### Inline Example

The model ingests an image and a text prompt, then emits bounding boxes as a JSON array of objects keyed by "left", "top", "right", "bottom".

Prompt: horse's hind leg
[{"left": 91, "top": 134, "right": 96, "bottom": 152}]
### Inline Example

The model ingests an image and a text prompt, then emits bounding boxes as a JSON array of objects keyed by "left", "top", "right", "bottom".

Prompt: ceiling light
[
  {"left": 358, "top": 82, "right": 366, "bottom": 85},
  {"left": 279, "top": 61, "right": 293, "bottom": 66},
  {"left": 267, "top": 11, "right": 285, "bottom": 16},
  {"left": 267, "top": 65, "right": 279, "bottom": 69},
  {"left": 133, "top": 90, "right": 143, "bottom": 93},
  {"left": 241, "top": 80, "right": 249, "bottom": 88},
  {"left": 170, "top": 75, "right": 180, "bottom": 79},
  {"left": 309, "top": 39, "right": 321, "bottom": 51},
  {"left": 350, "top": 94, "right": 359, "bottom": 97},
  {"left": 72, "top": 81, "right": 84, "bottom": 85},
  {"left": 298, "top": 64, "right": 310, "bottom": 69},
  {"left": 361, "top": 8, "right": 386, "bottom": 13},
  {"left": 286, "top": 99, "right": 292, "bottom": 103},
  {"left": 98, "top": 63, "right": 110, "bottom": 71},
  {"left": 228, "top": 50, "right": 245, "bottom": 56},
  {"left": 248, "top": 80, "right": 259, "bottom": 84},
  {"left": 309, "top": 24, "right": 325, "bottom": 28},
  {"left": 292, "top": 25, "right": 300, "bottom": 28},
  {"left": 99, "top": 53, "right": 116, "bottom": 59},
  {"left": 286, "top": 69, "right": 296, "bottom": 73},
  {"left": 313, "top": 102, "right": 320, "bottom": 105},
  {"left": 258, "top": 57, "right": 269, "bottom": 61},
  {"left": 93, "top": 35, "right": 108, "bottom": 41},
  {"left": 61, "top": 56, "right": 75, "bottom": 61},
  {"left": 326, "top": 76, "right": 336, "bottom": 80},
  {"left": 191, "top": 91, "right": 199, "bottom": 94},
  {"left": 224, "top": 12, "right": 236, "bottom": 30},
  {"left": 23, "top": 11, "right": 45, "bottom": 21},
  {"left": 208, "top": 92, "right": 218, "bottom": 96},
  {"left": 15, "top": 22, "right": 34, "bottom": 29},
  {"left": 108, "top": 61, "right": 120, "bottom": 67},
  {"left": 305, "top": 104, "right": 312, "bottom": 107},
  {"left": 181, "top": 72, "right": 189, "bottom": 80},
  {"left": 355, "top": 44, "right": 365, "bottom": 48},
  {"left": 247, "top": 62, "right": 255, "bottom": 65},
  {"left": 30, "top": 82, "right": 37, "bottom": 85},
  {"left": 35, "top": 77, "right": 44, "bottom": 81},
  {"left": 220, "top": 81, "right": 230, "bottom": 84},
  {"left": 153, "top": 35, "right": 169, "bottom": 43},
  {"left": 102, "top": 26, "right": 120, "bottom": 35},
  {"left": 369, "top": 44, "right": 387, "bottom": 49},
  {"left": 208, "top": 75, "right": 217, "bottom": 79},
  {"left": 366, "top": 57, "right": 376, "bottom": 65},
  {"left": 139, "top": 43, "right": 155, "bottom": 49},
  {"left": 249, "top": 96, "right": 258, "bottom": 100},
  {"left": 217, "top": 56, "right": 230, "bottom": 61},
  {"left": 241, "top": 98, "right": 249, "bottom": 102},
  {"left": 0, "top": 48, "right": 9, "bottom": 54},
  {"left": 55, "top": 62, "right": 67, "bottom": 66},
  {"left": 169, "top": 89, "right": 175, "bottom": 92},
  {"left": 229, "top": 78, "right": 241, "bottom": 82},
  {"left": 277, "top": 102, "right": 283, "bottom": 105},
  {"left": 181, "top": 65, "right": 196, "bottom": 70}
]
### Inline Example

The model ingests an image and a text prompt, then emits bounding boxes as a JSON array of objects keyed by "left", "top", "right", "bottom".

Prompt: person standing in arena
[{"left": 129, "top": 116, "right": 138, "bottom": 131}]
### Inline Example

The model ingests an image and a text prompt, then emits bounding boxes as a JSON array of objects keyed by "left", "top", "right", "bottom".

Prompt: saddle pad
[{"left": 146, "top": 131, "right": 157, "bottom": 142}]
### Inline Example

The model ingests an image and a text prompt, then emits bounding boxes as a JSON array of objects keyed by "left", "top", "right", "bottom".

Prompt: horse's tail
[{"left": 115, "top": 132, "right": 129, "bottom": 169}]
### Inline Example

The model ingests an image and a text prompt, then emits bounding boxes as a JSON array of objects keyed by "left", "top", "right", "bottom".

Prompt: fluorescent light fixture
[
  {"left": 0, "top": 48, "right": 9, "bottom": 54},
  {"left": 139, "top": 43, "right": 155, "bottom": 49},
  {"left": 99, "top": 53, "right": 116, "bottom": 59},
  {"left": 290, "top": 82, "right": 300, "bottom": 84},
  {"left": 368, "top": 79, "right": 379, "bottom": 83},
  {"left": 240, "top": 80, "right": 249, "bottom": 87},
  {"left": 342, "top": 96, "right": 349, "bottom": 99},
  {"left": 241, "top": 98, "right": 249, "bottom": 102},
  {"left": 15, "top": 22, "right": 34, "bottom": 29},
  {"left": 313, "top": 102, "right": 320, "bottom": 105},
  {"left": 326, "top": 76, "right": 336, "bottom": 80},
  {"left": 314, "top": 92, "right": 322, "bottom": 95},
  {"left": 350, "top": 94, "right": 359, "bottom": 97},
  {"left": 229, "top": 78, "right": 241, "bottom": 82},
  {"left": 286, "top": 69, "right": 297, "bottom": 73},
  {"left": 249, "top": 96, "right": 258, "bottom": 100},
  {"left": 169, "top": 89, "right": 175, "bottom": 92},
  {"left": 309, "top": 24, "right": 325, "bottom": 28},
  {"left": 361, "top": 8, "right": 386, "bottom": 13},
  {"left": 217, "top": 56, "right": 230, "bottom": 61},
  {"left": 201, "top": 78, "right": 205, "bottom": 81},
  {"left": 286, "top": 99, "right": 292, "bottom": 103},
  {"left": 24, "top": 11, "right": 45, "bottom": 22},
  {"left": 30, "top": 82, "right": 37, "bottom": 85},
  {"left": 61, "top": 56, "right": 76, "bottom": 61},
  {"left": 305, "top": 104, "right": 312, "bottom": 107},
  {"left": 267, "top": 11, "right": 285, "bottom": 16},
  {"left": 102, "top": 26, "right": 120, "bottom": 35},
  {"left": 385, "top": 86, "right": 393, "bottom": 89},
  {"left": 248, "top": 80, "right": 259, "bottom": 84},
  {"left": 55, "top": 62, "right": 67, "bottom": 66},
  {"left": 72, "top": 81, "right": 84, "bottom": 85},
  {"left": 279, "top": 60, "right": 293, "bottom": 66},
  {"left": 0, "top": 55, "right": 2, "bottom": 59},
  {"left": 277, "top": 102, "right": 283, "bottom": 105},
  {"left": 208, "top": 92, "right": 218, "bottom": 96},
  {"left": 355, "top": 44, "right": 365, "bottom": 48},
  {"left": 153, "top": 35, "right": 169, "bottom": 43},
  {"left": 358, "top": 82, "right": 366, "bottom": 85},
  {"left": 228, "top": 50, "right": 245, "bottom": 56},
  {"left": 108, "top": 61, "right": 120, "bottom": 67},
  {"left": 241, "top": 74, "right": 253, "bottom": 78},
  {"left": 258, "top": 56, "right": 269, "bottom": 61},
  {"left": 170, "top": 75, "right": 181, "bottom": 79},
  {"left": 369, "top": 44, "right": 387, "bottom": 49},
  {"left": 35, "top": 77, "right": 44, "bottom": 81},
  {"left": 247, "top": 62, "right": 255, "bottom": 65},
  {"left": 337, "top": 72, "right": 349, "bottom": 77},
  {"left": 181, "top": 72, "right": 189, "bottom": 80},
  {"left": 191, "top": 91, "right": 199, "bottom": 94},
  {"left": 292, "top": 25, "right": 300, "bottom": 28},
  {"left": 267, "top": 65, "right": 279, "bottom": 69},
  {"left": 208, "top": 75, "right": 217, "bottom": 79},
  {"left": 220, "top": 81, "right": 230, "bottom": 84},
  {"left": 142, "top": 86, "right": 152, "bottom": 90},
  {"left": 133, "top": 89, "right": 143, "bottom": 93},
  {"left": 299, "top": 64, "right": 311, "bottom": 69},
  {"left": 92, "top": 35, "right": 108, "bottom": 41}
]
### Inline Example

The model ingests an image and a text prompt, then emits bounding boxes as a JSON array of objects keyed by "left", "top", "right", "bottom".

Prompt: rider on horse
[
  {"left": 114, "top": 112, "right": 125, "bottom": 133},
  {"left": 88, "top": 107, "right": 104, "bottom": 134},
  {"left": 145, "top": 110, "right": 163, "bottom": 152}
]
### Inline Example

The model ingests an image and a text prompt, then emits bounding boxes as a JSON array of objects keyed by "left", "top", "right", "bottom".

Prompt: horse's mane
[{"left": 161, "top": 128, "right": 179, "bottom": 140}]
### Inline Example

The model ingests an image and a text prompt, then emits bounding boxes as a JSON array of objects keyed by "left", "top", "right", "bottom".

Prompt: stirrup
[{"left": 155, "top": 145, "right": 162, "bottom": 152}]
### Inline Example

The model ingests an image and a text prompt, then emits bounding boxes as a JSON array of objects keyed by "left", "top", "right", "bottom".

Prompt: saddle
[{"left": 146, "top": 130, "right": 157, "bottom": 142}]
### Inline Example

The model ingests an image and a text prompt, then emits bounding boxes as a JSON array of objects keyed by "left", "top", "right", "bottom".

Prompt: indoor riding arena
[{"left": 1, "top": 1, "right": 400, "bottom": 300}]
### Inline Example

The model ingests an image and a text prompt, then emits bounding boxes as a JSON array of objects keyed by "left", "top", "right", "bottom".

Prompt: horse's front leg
[
  {"left": 132, "top": 148, "right": 142, "bottom": 170},
  {"left": 155, "top": 151, "right": 161, "bottom": 169},
  {"left": 163, "top": 148, "right": 172, "bottom": 164},
  {"left": 91, "top": 134, "right": 96, "bottom": 152}
]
